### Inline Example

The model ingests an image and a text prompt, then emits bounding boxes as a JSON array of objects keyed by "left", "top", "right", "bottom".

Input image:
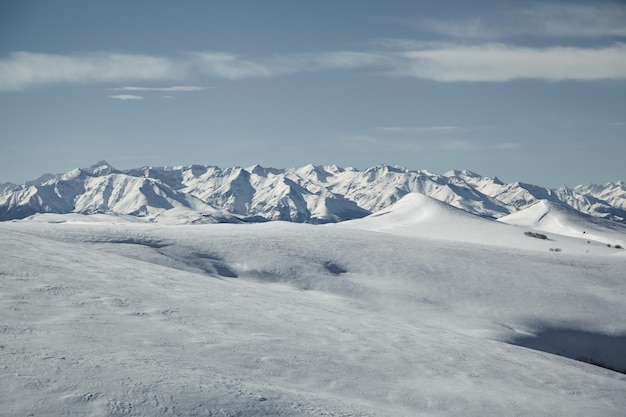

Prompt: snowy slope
[
  {"left": 498, "top": 200, "right": 626, "bottom": 248},
  {"left": 339, "top": 192, "right": 508, "bottom": 241},
  {"left": 1, "top": 161, "right": 625, "bottom": 224},
  {"left": 340, "top": 193, "right": 626, "bottom": 255},
  {"left": 1, "top": 218, "right": 625, "bottom": 416}
]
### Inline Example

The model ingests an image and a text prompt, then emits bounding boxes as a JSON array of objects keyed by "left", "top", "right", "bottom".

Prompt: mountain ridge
[{"left": 1, "top": 161, "right": 625, "bottom": 224}]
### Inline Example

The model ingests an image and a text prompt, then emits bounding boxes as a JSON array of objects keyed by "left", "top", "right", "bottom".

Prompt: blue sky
[{"left": 1, "top": 0, "right": 625, "bottom": 187}]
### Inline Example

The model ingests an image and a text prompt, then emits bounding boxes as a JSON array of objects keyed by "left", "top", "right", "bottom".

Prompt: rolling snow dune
[
  {"left": 498, "top": 200, "right": 626, "bottom": 247},
  {"left": 1, "top": 215, "right": 625, "bottom": 416},
  {"left": 338, "top": 193, "right": 625, "bottom": 255}
]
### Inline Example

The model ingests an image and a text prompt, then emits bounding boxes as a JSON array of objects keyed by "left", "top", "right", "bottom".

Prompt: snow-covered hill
[
  {"left": 1, "top": 161, "right": 625, "bottom": 224},
  {"left": 341, "top": 193, "right": 625, "bottom": 255},
  {"left": 498, "top": 200, "right": 626, "bottom": 248},
  {"left": 340, "top": 192, "right": 513, "bottom": 245}
]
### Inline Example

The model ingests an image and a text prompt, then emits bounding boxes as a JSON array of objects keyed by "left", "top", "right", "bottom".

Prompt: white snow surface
[{"left": 1, "top": 198, "right": 626, "bottom": 416}]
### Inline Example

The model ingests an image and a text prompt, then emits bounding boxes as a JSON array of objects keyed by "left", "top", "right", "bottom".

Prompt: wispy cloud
[
  {"left": 493, "top": 142, "right": 522, "bottom": 150},
  {"left": 417, "top": 3, "right": 626, "bottom": 40},
  {"left": 341, "top": 123, "right": 528, "bottom": 155},
  {"left": 192, "top": 44, "right": 626, "bottom": 82},
  {"left": 190, "top": 51, "right": 386, "bottom": 79},
  {"left": 2, "top": 41, "right": 626, "bottom": 92},
  {"left": 190, "top": 52, "right": 275, "bottom": 79},
  {"left": 108, "top": 85, "right": 211, "bottom": 92},
  {"left": 337, "top": 134, "right": 424, "bottom": 152},
  {"left": 421, "top": 17, "right": 498, "bottom": 40},
  {"left": 517, "top": 3, "right": 626, "bottom": 38},
  {"left": 0, "top": 50, "right": 387, "bottom": 90},
  {"left": 108, "top": 94, "right": 143, "bottom": 100},
  {"left": 376, "top": 126, "right": 460, "bottom": 134},
  {"left": 0, "top": 52, "right": 182, "bottom": 92},
  {"left": 391, "top": 42, "right": 626, "bottom": 82},
  {"left": 437, "top": 139, "right": 523, "bottom": 152},
  {"left": 439, "top": 139, "right": 476, "bottom": 152}
]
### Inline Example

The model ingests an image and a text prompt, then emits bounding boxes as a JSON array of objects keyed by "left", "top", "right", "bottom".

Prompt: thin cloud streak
[
  {"left": 189, "top": 52, "right": 276, "bottom": 79},
  {"left": 337, "top": 134, "right": 424, "bottom": 153},
  {"left": 2, "top": 42, "right": 626, "bottom": 92},
  {"left": 109, "top": 85, "right": 211, "bottom": 92},
  {"left": 518, "top": 3, "right": 626, "bottom": 38},
  {"left": 377, "top": 126, "right": 460, "bottom": 134},
  {"left": 422, "top": 17, "right": 498, "bottom": 40},
  {"left": 0, "top": 52, "right": 182, "bottom": 92},
  {"left": 439, "top": 140, "right": 476, "bottom": 152},
  {"left": 108, "top": 94, "right": 143, "bottom": 100},
  {"left": 393, "top": 43, "right": 626, "bottom": 82},
  {"left": 340, "top": 133, "right": 522, "bottom": 154},
  {"left": 493, "top": 142, "right": 522, "bottom": 150},
  {"left": 419, "top": 3, "right": 626, "bottom": 39},
  {"left": 190, "top": 51, "right": 386, "bottom": 79}
]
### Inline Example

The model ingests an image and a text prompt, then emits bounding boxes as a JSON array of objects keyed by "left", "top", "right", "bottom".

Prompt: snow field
[{"left": 1, "top": 217, "right": 625, "bottom": 416}]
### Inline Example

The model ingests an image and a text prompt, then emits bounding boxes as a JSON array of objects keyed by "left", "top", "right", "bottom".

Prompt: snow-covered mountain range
[{"left": 1, "top": 160, "right": 625, "bottom": 224}]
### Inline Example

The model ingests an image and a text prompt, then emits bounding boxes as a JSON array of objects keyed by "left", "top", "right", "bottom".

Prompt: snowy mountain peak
[
  {"left": 87, "top": 160, "right": 117, "bottom": 176},
  {"left": 246, "top": 163, "right": 265, "bottom": 176},
  {"left": 370, "top": 192, "right": 469, "bottom": 221},
  {"left": 60, "top": 168, "right": 85, "bottom": 181},
  {"left": 245, "top": 164, "right": 283, "bottom": 177},
  {"left": 364, "top": 164, "right": 407, "bottom": 175},
  {"left": 90, "top": 159, "right": 112, "bottom": 169},
  {"left": 57, "top": 160, "right": 118, "bottom": 181},
  {"left": 444, "top": 169, "right": 481, "bottom": 178},
  {"left": 294, "top": 164, "right": 334, "bottom": 183}
]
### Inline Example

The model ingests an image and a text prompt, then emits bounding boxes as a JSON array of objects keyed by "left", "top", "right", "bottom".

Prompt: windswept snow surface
[{"left": 1, "top": 213, "right": 625, "bottom": 416}]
